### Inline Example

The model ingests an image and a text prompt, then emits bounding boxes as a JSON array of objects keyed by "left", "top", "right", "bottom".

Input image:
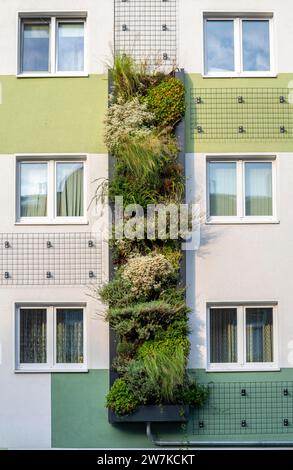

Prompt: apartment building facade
[{"left": 1, "top": 0, "right": 293, "bottom": 449}]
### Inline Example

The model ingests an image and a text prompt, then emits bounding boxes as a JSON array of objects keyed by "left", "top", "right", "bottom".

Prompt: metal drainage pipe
[{"left": 146, "top": 422, "right": 293, "bottom": 448}]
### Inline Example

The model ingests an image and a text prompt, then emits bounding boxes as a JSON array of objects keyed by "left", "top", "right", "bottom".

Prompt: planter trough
[{"left": 109, "top": 405, "right": 189, "bottom": 423}]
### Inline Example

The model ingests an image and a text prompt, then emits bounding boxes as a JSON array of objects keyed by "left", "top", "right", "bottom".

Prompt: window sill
[
  {"left": 15, "top": 368, "right": 88, "bottom": 373},
  {"left": 206, "top": 218, "right": 279, "bottom": 225},
  {"left": 16, "top": 72, "right": 89, "bottom": 79},
  {"left": 202, "top": 73, "right": 277, "bottom": 79},
  {"left": 15, "top": 220, "right": 89, "bottom": 226},
  {"left": 206, "top": 367, "right": 280, "bottom": 373}
]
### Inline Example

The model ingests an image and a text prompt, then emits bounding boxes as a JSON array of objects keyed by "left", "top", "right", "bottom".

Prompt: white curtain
[
  {"left": 56, "top": 309, "right": 84, "bottom": 363},
  {"left": 210, "top": 308, "right": 237, "bottom": 363},
  {"left": 245, "top": 162, "right": 272, "bottom": 216},
  {"left": 209, "top": 162, "right": 237, "bottom": 216},
  {"left": 246, "top": 308, "right": 273, "bottom": 362},
  {"left": 20, "top": 308, "right": 47, "bottom": 363}
]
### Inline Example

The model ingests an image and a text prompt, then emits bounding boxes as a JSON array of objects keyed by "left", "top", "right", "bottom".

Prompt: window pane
[
  {"left": 20, "top": 163, "right": 48, "bottom": 217},
  {"left": 20, "top": 309, "right": 47, "bottom": 363},
  {"left": 246, "top": 308, "right": 273, "bottom": 362},
  {"left": 56, "top": 309, "right": 84, "bottom": 363},
  {"left": 57, "top": 163, "right": 84, "bottom": 217},
  {"left": 245, "top": 162, "right": 272, "bottom": 216},
  {"left": 205, "top": 20, "right": 234, "bottom": 73},
  {"left": 242, "top": 20, "right": 270, "bottom": 71},
  {"left": 210, "top": 308, "right": 237, "bottom": 363},
  {"left": 57, "top": 23, "right": 84, "bottom": 72},
  {"left": 209, "top": 162, "right": 237, "bottom": 216},
  {"left": 22, "top": 23, "right": 49, "bottom": 72}
]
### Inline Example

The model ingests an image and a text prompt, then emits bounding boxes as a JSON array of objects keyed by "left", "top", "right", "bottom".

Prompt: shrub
[
  {"left": 122, "top": 254, "right": 174, "bottom": 299},
  {"left": 145, "top": 78, "right": 185, "bottom": 129},
  {"left": 98, "top": 276, "right": 136, "bottom": 308},
  {"left": 106, "top": 378, "right": 139, "bottom": 416},
  {"left": 161, "top": 246, "right": 182, "bottom": 270},
  {"left": 106, "top": 300, "right": 189, "bottom": 341},
  {"left": 104, "top": 98, "right": 154, "bottom": 154},
  {"left": 124, "top": 359, "right": 160, "bottom": 404},
  {"left": 159, "top": 286, "right": 186, "bottom": 305}
]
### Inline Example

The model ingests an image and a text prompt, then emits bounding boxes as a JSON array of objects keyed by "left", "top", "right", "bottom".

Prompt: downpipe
[{"left": 146, "top": 422, "right": 293, "bottom": 448}]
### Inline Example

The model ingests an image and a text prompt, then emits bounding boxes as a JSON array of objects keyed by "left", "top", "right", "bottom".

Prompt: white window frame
[
  {"left": 206, "top": 158, "right": 277, "bottom": 224},
  {"left": 15, "top": 304, "right": 87, "bottom": 372},
  {"left": 203, "top": 16, "right": 275, "bottom": 77},
  {"left": 16, "top": 157, "right": 87, "bottom": 225},
  {"left": 206, "top": 304, "right": 279, "bottom": 372},
  {"left": 18, "top": 13, "right": 87, "bottom": 77}
]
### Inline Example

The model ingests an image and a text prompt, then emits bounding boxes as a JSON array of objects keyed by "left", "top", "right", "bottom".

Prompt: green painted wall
[
  {"left": 51, "top": 369, "right": 293, "bottom": 448},
  {"left": 51, "top": 370, "right": 183, "bottom": 449},
  {"left": 186, "top": 73, "right": 293, "bottom": 153},
  {"left": 0, "top": 75, "right": 107, "bottom": 154}
]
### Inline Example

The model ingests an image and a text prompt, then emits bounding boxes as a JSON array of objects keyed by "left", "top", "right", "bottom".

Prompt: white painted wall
[
  {"left": 0, "top": 153, "right": 109, "bottom": 448},
  {"left": 186, "top": 152, "right": 293, "bottom": 370},
  {"left": 2, "top": 0, "right": 293, "bottom": 76},
  {"left": 0, "top": 0, "right": 114, "bottom": 75},
  {"left": 178, "top": 0, "right": 293, "bottom": 73}
]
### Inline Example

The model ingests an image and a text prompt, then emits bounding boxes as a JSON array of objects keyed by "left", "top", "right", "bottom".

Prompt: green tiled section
[
  {"left": 186, "top": 73, "right": 293, "bottom": 153},
  {"left": 51, "top": 369, "right": 293, "bottom": 448},
  {"left": 0, "top": 75, "right": 107, "bottom": 154}
]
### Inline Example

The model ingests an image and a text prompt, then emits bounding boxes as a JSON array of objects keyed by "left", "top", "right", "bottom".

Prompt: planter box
[{"left": 109, "top": 405, "right": 189, "bottom": 423}]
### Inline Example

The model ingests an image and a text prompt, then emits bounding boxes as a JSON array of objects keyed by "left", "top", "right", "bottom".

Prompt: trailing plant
[{"left": 178, "top": 380, "right": 210, "bottom": 408}]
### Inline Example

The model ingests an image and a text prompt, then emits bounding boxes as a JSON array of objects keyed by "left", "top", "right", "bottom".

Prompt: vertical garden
[{"left": 99, "top": 56, "right": 207, "bottom": 419}]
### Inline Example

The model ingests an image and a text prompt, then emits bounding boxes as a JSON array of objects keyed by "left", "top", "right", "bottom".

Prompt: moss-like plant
[
  {"left": 145, "top": 78, "right": 185, "bottom": 129},
  {"left": 106, "top": 378, "right": 139, "bottom": 416}
]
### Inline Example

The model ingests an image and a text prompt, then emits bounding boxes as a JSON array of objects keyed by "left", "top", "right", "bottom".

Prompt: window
[
  {"left": 204, "top": 16, "right": 273, "bottom": 76},
  {"left": 16, "top": 306, "right": 86, "bottom": 371},
  {"left": 19, "top": 16, "right": 86, "bottom": 75},
  {"left": 17, "top": 160, "right": 85, "bottom": 223},
  {"left": 207, "top": 159, "right": 276, "bottom": 222},
  {"left": 208, "top": 305, "right": 277, "bottom": 370},
  {"left": 21, "top": 22, "right": 50, "bottom": 73}
]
